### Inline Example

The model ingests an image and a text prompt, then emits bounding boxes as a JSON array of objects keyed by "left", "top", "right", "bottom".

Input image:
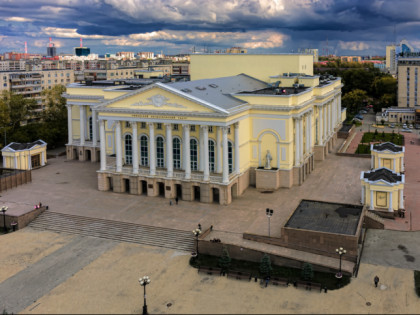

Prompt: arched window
[
  {"left": 125, "top": 134, "right": 132, "bottom": 164},
  {"left": 173, "top": 138, "right": 181, "bottom": 169},
  {"left": 89, "top": 116, "right": 93, "bottom": 140},
  {"left": 156, "top": 136, "right": 164, "bottom": 168},
  {"left": 208, "top": 139, "right": 215, "bottom": 173},
  {"left": 140, "top": 135, "right": 148, "bottom": 166},
  {"left": 190, "top": 139, "right": 198, "bottom": 171},
  {"left": 228, "top": 141, "right": 233, "bottom": 174}
]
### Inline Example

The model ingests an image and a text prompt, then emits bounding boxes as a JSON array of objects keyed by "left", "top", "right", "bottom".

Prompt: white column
[
  {"left": 393, "top": 158, "right": 396, "bottom": 171},
  {"left": 166, "top": 123, "right": 173, "bottom": 178},
  {"left": 400, "top": 189, "right": 404, "bottom": 209},
  {"left": 305, "top": 114, "right": 310, "bottom": 153},
  {"left": 184, "top": 124, "right": 191, "bottom": 179},
  {"left": 234, "top": 123, "right": 240, "bottom": 174},
  {"left": 317, "top": 108, "right": 321, "bottom": 145},
  {"left": 202, "top": 126, "right": 209, "bottom": 181},
  {"left": 371, "top": 155, "right": 374, "bottom": 169},
  {"left": 28, "top": 154, "right": 32, "bottom": 170},
  {"left": 199, "top": 126, "right": 204, "bottom": 172},
  {"left": 79, "top": 105, "right": 85, "bottom": 146},
  {"left": 14, "top": 156, "right": 17, "bottom": 169},
  {"left": 41, "top": 151, "right": 45, "bottom": 166},
  {"left": 67, "top": 105, "right": 73, "bottom": 145},
  {"left": 116, "top": 121, "right": 122, "bottom": 172},
  {"left": 2, "top": 156, "right": 5, "bottom": 168},
  {"left": 132, "top": 122, "right": 139, "bottom": 175},
  {"left": 148, "top": 123, "right": 155, "bottom": 176},
  {"left": 370, "top": 190, "right": 374, "bottom": 210},
  {"left": 222, "top": 126, "right": 229, "bottom": 184},
  {"left": 308, "top": 112, "right": 312, "bottom": 150},
  {"left": 323, "top": 105, "right": 327, "bottom": 141},
  {"left": 100, "top": 120, "right": 106, "bottom": 171},
  {"left": 92, "top": 110, "right": 97, "bottom": 144},
  {"left": 294, "top": 118, "right": 300, "bottom": 166},
  {"left": 389, "top": 191, "right": 393, "bottom": 212},
  {"left": 299, "top": 118, "right": 304, "bottom": 161},
  {"left": 216, "top": 126, "right": 222, "bottom": 173},
  {"left": 401, "top": 157, "right": 405, "bottom": 172},
  {"left": 361, "top": 186, "right": 365, "bottom": 204},
  {"left": 378, "top": 158, "right": 381, "bottom": 168}
]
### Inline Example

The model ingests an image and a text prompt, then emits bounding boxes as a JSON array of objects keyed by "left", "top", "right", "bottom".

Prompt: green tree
[
  {"left": 342, "top": 89, "right": 368, "bottom": 114},
  {"left": 0, "top": 91, "right": 37, "bottom": 129},
  {"left": 301, "top": 262, "right": 314, "bottom": 281},
  {"left": 372, "top": 76, "right": 397, "bottom": 99},
  {"left": 259, "top": 253, "right": 272, "bottom": 277},
  {"left": 42, "top": 85, "right": 67, "bottom": 122},
  {"left": 218, "top": 246, "right": 231, "bottom": 272}
]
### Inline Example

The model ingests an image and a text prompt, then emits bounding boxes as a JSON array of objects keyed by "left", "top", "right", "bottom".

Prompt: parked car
[
  {"left": 415, "top": 124, "right": 420, "bottom": 130},
  {"left": 403, "top": 123, "right": 408, "bottom": 129},
  {"left": 401, "top": 128, "right": 412, "bottom": 133},
  {"left": 409, "top": 124, "right": 414, "bottom": 129},
  {"left": 359, "top": 110, "right": 368, "bottom": 114},
  {"left": 355, "top": 114, "right": 364, "bottom": 120},
  {"left": 390, "top": 123, "right": 396, "bottom": 128}
]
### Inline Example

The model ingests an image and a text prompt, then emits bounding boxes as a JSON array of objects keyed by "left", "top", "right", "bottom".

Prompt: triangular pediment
[{"left": 98, "top": 84, "right": 226, "bottom": 114}]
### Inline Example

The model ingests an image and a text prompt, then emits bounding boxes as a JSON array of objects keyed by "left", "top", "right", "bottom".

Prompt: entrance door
[
  {"left": 141, "top": 180, "right": 148, "bottom": 195},
  {"left": 31, "top": 154, "right": 41, "bottom": 168},
  {"left": 108, "top": 177, "right": 113, "bottom": 191},
  {"left": 158, "top": 182, "right": 165, "bottom": 197},
  {"left": 124, "top": 178, "right": 130, "bottom": 193},
  {"left": 194, "top": 186, "right": 201, "bottom": 201},
  {"left": 212, "top": 188, "right": 220, "bottom": 204},
  {"left": 383, "top": 158, "right": 392, "bottom": 169},
  {"left": 176, "top": 184, "right": 182, "bottom": 199},
  {"left": 87, "top": 150, "right": 92, "bottom": 161}
]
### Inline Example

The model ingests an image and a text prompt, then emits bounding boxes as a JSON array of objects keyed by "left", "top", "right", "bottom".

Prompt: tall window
[
  {"left": 125, "top": 134, "right": 132, "bottom": 164},
  {"left": 156, "top": 136, "right": 164, "bottom": 168},
  {"left": 173, "top": 138, "right": 181, "bottom": 169},
  {"left": 89, "top": 116, "right": 93, "bottom": 140},
  {"left": 140, "top": 135, "right": 148, "bottom": 166},
  {"left": 228, "top": 141, "right": 233, "bottom": 174},
  {"left": 190, "top": 139, "right": 198, "bottom": 171},
  {"left": 208, "top": 140, "right": 215, "bottom": 172}
]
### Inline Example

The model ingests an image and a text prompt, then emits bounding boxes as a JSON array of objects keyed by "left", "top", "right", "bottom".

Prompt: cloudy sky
[{"left": 0, "top": 0, "right": 419, "bottom": 56}]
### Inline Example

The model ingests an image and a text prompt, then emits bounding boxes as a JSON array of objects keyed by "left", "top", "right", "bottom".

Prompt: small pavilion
[
  {"left": 1, "top": 140, "right": 47, "bottom": 170},
  {"left": 370, "top": 142, "right": 404, "bottom": 173}
]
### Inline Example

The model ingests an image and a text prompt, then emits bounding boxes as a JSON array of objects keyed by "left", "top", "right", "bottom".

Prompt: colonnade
[
  {"left": 366, "top": 188, "right": 404, "bottom": 212},
  {"left": 316, "top": 95, "right": 341, "bottom": 146},
  {"left": 99, "top": 120, "right": 240, "bottom": 184},
  {"left": 67, "top": 105, "right": 98, "bottom": 146}
]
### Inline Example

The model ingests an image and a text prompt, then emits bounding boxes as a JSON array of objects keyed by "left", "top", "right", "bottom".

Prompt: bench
[
  {"left": 310, "top": 282, "right": 323, "bottom": 292},
  {"left": 271, "top": 277, "right": 289, "bottom": 287},
  {"left": 198, "top": 266, "right": 222, "bottom": 276},
  {"left": 227, "top": 271, "right": 252, "bottom": 281},
  {"left": 294, "top": 281, "right": 323, "bottom": 292}
]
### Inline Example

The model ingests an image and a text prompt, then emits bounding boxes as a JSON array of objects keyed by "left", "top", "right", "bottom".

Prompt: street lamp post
[
  {"left": 192, "top": 228, "right": 202, "bottom": 256},
  {"left": 335, "top": 247, "right": 346, "bottom": 279},
  {"left": 139, "top": 275, "right": 151, "bottom": 315},
  {"left": 266, "top": 208, "right": 273, "bottom": 237},
  {"left": 1, "top": 206, "right": 8, "bottom": 234}
]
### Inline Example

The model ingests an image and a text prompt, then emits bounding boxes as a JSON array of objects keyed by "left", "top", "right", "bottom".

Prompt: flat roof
[{"left": 284, "top": 200, "right": 363, "bottom": 236}]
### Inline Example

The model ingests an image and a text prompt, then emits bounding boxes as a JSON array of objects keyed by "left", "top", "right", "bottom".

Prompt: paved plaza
[{"left": 1, "top": 137, "right": 420, "bottom": 313}]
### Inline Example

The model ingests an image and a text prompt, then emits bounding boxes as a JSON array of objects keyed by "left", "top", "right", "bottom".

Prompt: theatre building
[{"left": 65, "top": 54, "right": 344, "bottom": 205}]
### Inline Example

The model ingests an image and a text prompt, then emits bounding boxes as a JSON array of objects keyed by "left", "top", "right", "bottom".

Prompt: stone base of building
[
  {"left": 66, "top": 144, "right": 100, "bottom": 162},
  {"left": 293, "top": 154, "right": 315, "bottom": 186},
  {"left": 97, "top": 171, "right": 248, "bottom": 205},
  {"left": 255, "top": 167, "right": 293, "bottom": 190}
]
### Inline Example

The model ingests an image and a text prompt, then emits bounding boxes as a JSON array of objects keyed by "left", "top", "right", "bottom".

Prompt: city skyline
[{"left": 0, "top": 0, "right": 419, "bottom": 56}]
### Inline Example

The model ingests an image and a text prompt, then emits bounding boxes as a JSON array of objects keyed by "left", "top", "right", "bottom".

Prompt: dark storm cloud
[{"left": 0, "top": 0, "right": 418, "bottom": 54}]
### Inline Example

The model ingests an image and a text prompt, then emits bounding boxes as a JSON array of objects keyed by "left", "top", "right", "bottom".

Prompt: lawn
[
  {"left": 190, "top": 254, "right": 350, "bottom": 290},
  {"left": 355, "top": 131, "right": 404, "bottom": 155}
]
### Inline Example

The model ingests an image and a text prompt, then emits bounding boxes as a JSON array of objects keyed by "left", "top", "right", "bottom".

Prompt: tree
[
  {"left": 218, "top": 246, "right": 231, "bottom": 272},
  {"left": 259, "top": 253, "right": 272, "bottom": 277},
  {"left": 342, "top": 89, "right": 368, "bottom": 115},
  {"left": 0, "top": 91, "right": 37, "bottom": 129},
  {"left": 301, "top": 262, "right": 314, "bottom": 281},
  {"left": 42, "top": 85, "right": 67, "bottom": 122},
  {"left": 372, "top": 76, "right": 397, "bottom": 99}
]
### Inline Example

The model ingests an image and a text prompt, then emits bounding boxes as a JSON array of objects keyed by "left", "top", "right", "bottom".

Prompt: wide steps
[{"left": 28, "top": 211, "right": 195, "bottom": 252}]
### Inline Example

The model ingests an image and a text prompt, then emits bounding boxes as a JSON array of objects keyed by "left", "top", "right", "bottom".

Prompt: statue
[{"left": 265, "top": 150, "right": 272, "bottom": 169}]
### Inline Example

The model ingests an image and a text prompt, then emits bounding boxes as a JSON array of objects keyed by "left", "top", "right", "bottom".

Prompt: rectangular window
[
  {"left": 208, "top": 126, "right": 213, "bottom": 133},
  {"left": 173, "top": 124, "right": 179, "bottom": 131},
  {"left": 190, "top": 125, "right": 196, "bottom": 132},
  {"left": 157, "top": 123, "right": 162, "bottom": 130},
  {"left": 141, "top": 122, "right": 146, "bottom": 129},
  {"left": 125, "top": 121, "right": 130, "bottom": 128},
  {"left": 376, "top": 191, "right": 387, "bottom": 208}
]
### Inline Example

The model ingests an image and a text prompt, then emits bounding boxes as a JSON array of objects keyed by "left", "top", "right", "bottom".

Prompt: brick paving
[{"left": 345, "top": 131, "right": 364, "bottom": 154}]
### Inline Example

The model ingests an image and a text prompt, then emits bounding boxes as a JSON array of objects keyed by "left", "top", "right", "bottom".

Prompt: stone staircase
[
  {"left": 28, "top": 211, "right": 195, "bottom": 252},
  {"left": 364, "top": 210, "right": 385, "bottom": 229}
]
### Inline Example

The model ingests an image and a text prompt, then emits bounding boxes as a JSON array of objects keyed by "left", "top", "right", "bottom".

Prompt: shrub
[
  {"left": 259, "top": 253, "right": 273, "bottom": 277},
  {"left": 218, "top": 246, "right": 231, "bottom": 272},
  {"left": 415, "top": 270, "right": 420, "bottom": 297},
  {"left": 301, "top": 263, "right": 314, "bottom": 281}
]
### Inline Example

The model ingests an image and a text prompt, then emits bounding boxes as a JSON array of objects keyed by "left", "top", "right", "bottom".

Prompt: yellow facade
[
  {"left": 370, "top": 143, "right": 405, "bottom": 173},
  {"left": 65, "top": 54, "right": 343, "bottom": 204},
  {"left": 1, "top": 140, "right": 47, "bottom": 170}
]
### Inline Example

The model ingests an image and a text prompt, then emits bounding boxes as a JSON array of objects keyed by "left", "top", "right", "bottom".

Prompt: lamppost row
[
  {"left": 192, "top": 228, "right": 202, "bottom": 256},
  {"left": 1, "top": 206, "right": 8, "bottom": 234},
  {"left": 335, "top": 247, "right": 346, "bottom": 279},
  {"left": 266, "top": 208, "right": 273, "bottom": 237}
]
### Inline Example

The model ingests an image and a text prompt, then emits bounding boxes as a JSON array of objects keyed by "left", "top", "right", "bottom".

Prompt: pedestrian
[
  {"left": 169, "top": 200, "right": 172, "bottom": 206},
  {"left": 198, "top": 223, "right": 202, "bottom": 230},
  {"left": 374, "top": 275, "right": 379, "bottom": 287},
  {"left": 402, "top": 209, "right": 406, "bottom": 218},
  {"left": 265, "top": 276, "right": 270, "bottom": 288},
  {"left": 175, "top": 196, "right": 179, "bottom": 205}
]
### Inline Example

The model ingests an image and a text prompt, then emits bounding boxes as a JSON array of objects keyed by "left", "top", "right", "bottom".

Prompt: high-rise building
[
  {"left": 75, "top": 47, "right": 91, "bottom": 57},
  {"left": 47, "top": 45, "right": 57, "bottom": 57}
]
